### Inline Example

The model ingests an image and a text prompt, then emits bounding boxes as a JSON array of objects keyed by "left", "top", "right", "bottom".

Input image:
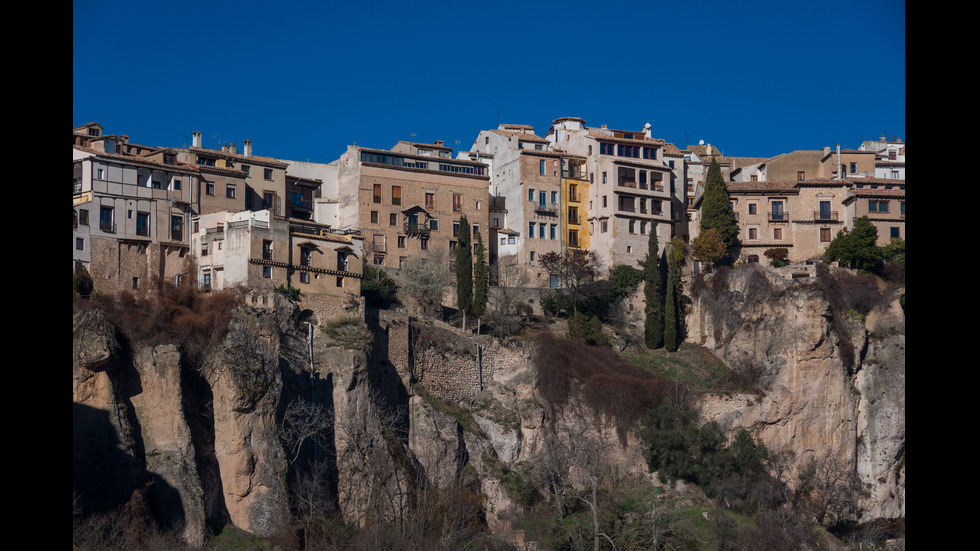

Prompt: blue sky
[{"left": 74, "top": 0, "right": 905, "bottom": 163}]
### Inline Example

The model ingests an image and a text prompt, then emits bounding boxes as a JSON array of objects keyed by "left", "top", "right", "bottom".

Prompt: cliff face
[{"left": 687, "top": 264, "right": 905, "bottom": 522}]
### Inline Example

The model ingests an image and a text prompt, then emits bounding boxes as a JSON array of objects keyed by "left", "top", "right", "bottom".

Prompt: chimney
[
  {"left": 229, "top": 142, "right": 238, "bottom": 154},
  {"left": 643, "top": 122, "right": 652, "bottom": 139},
  {"left": 244, "top": 139, "right": 252, "bottom": 157},
  {"left": 121, "top": 134, "right": 129, "bottom": 143},
  {"left": 601, "top": 124, "right": 607, "bottom": 129},
  {"left": 192, "top": 131, "right": 202, "bottom": 148},
  {"left": 221, "top": 144, "right": 228, "bottom": 153},
  {"left": 896, "top": 136, "right": 902, "bottom": 143},
  {"left": 434, "top": 140, "right": 444, "bottom": 147}
]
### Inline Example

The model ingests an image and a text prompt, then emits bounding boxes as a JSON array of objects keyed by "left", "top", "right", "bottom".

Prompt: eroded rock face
[
  {"left": 689, "top": 265, "right": 905, "bottom": 522},
  {"left": 130, "top": 345, "right": 206, "bottom": 546}
]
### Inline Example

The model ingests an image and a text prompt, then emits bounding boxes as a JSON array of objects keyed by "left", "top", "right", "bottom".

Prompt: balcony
[
  {"left": 404, "top": 223, "right": 431, "bottom": 235},
  {"left": 100, "top": 221, "right": 116, "bottom": 234},
  {"left": 290, "top": 198, "right": 313, "bottom": 212},
  {"left": 534, "top": 204, "right": 558, "bottom": 216},
  {"left": 262, "top": 248, "right": 274, "bottom": 261},
  {"left": 813, "top": 210, "right": 839, "bottom": 222},
  {"left": 768, "top": 211, "right": 790, "bottom": 222},
  {"left": 562, "top": 169, "right": 588, "bottom": 181},
  {"left": 618, "top": 179, "right": 637, "bottom": 189}
]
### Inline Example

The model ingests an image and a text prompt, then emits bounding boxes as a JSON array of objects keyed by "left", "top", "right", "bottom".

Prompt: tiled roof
[
  {"left": 397, "top": 140, "right": 453, "bottom": 151},
  {"left": 662, "top": 143, "right": 685, "bottom": 156},
  {"left": 490, "top": 129, "right": 550, "bottom": 143},
  {"left": 727, "top": 181, "right": 799, "bottom": 193},
  {"left": 73, "top": 145, "right": 202, "bottom": 175},
  {"left": 188, "top": 146, "right": 289, "bottom": 168},
  {"left": 852, "top": 188, "right": 905, "bottom": 198},
  {"left": 587, "top": 128, "right": 665, "bottom": 146},
  {"left": 499, "top": 124, "right": 535, "bottom": 131}
]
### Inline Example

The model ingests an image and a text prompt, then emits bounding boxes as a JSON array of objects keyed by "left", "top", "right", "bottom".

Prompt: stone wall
[{"left": 415, "top": 337, "right": 529, "bottom": 404}]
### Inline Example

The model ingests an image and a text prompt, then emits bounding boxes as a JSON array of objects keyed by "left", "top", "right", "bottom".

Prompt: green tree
[
  {"left": 825, "top": 216, "right": 883, "bottom": 271},
  {"left": 455, "top": 215, "right": 473, "bottom": 330},
  {"left": 73, "top": 262, "right": 94, "bottom": 298},
  {"left": 643, "top": 227, "right": 664, "bottom": 349},
  {"left": 700, "top": 158, "right": 738, "bottom": 249},
  {"left": 471, "top": 230, "right": 488, "bottom": 332},
  {"left": 664, "top": 238, "right": 684, "bottom": 352},
  {"left": 691, "top": 227, "right": 727, "bottom": 268}
]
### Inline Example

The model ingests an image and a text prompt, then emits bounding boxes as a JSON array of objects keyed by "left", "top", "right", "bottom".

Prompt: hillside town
[{"left": 73, "top": 119, "right": 905, "bottom": 306}]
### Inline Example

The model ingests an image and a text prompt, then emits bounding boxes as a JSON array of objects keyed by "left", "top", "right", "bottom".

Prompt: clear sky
[{"left": 73, "top": 0, "right": 905, "bottom": 163}]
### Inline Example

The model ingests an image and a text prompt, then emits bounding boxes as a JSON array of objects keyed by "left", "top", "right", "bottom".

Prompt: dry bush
[
  {"left": 534, "top": 331, "right": 682, "bottom": 440},
  {"left": 93, "top": 278, "right": 241, "bottom": 368}
]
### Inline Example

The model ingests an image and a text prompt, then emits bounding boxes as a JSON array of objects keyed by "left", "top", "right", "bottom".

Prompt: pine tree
[
  {"left": 644, "top": 225, "right": 664, "bottom": 349},
  {"left": 455, "top": 215, "right": 473, "bottom": 330},
  {"left": 700, "top": 158, "right": 738, "bottom": 249},
  {"left": 472, "top": 230, "right": 488, "bottom": 332}
]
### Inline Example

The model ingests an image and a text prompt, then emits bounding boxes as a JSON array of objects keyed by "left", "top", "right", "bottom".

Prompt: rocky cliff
[{"left": 687, "top": 264, "right": 905, "bottom": 523}]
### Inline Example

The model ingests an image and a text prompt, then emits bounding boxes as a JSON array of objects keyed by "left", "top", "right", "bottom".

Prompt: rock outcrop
[{"left": 688, "top": 264, "right": 905, "bottom": 522}]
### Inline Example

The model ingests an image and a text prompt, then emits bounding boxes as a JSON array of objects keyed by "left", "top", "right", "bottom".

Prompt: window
[
  {"left": 373, "top": 184, "right": 382, "bottom": 203},
  {"left": 797, "top": 171, "right": 806, "bottom": 181},
  {"left": 429, "top": 219, "right": 439, "bottom": 232},
  {"left": 540, "top": 160, "right": 546, "bottom": 176},
  {"left": 530, "top": 251, "right": 536, "bottom": 262},
  {"left": 748, "top": 227, "right": 758, "bottom": 240},
  {"left": 529, "top": 222, "right": 535, "bottom": 237},
  {"left": 300, "top": 272, "right": 310, "bottom": 284},
  {"left": 602, "top": 196, "right": 607, "bottom": 208},
  {"left": 392, "top": 186, "right": 402, "bottom": 206},
  {"left": 492, "top": 217, "right": 499, "bottom": 228},
  {"left": 202, "top": 272, "right": 211, "bottom": 288},
  {"left": 453, "top": 193, "right": 462, "bottom": 212},
  {"left": 390, "top": 213, "right": 397, "bottom": 226},
  {"left": 849, "top": 162, "right": 857, "bottom": 174},
  {"left": 370, "top": 211, "right": 379, "bottom": 224},
  {"left": 751, "top": 174, "right": 758, "bottom": 182},
  {"left": 773, "top": 227, "right": 783, "bottom": 240},
  {"left": 878, "top": 201, "right": 889, "bottom": 213},
  {"left": 373, "top": 254, "right": 384, "bottom": 266},
  {"left": 425, "top": 192, "right": 435, "bottom": 210},
  {"left": 551, "top": 191, "right": 558, "bottom": 204},
  {"left": 900, "top": 202, "right": 905, "bottom": 217},
  {"left": 173, "top": 179, "right": 182, "bottom": 191},
  {"left": 420, "top": 237, "right": 428, "bottom": 250},
  {"left": 529, "top": 188, "right": 535, "bottom": 201},
  {"left": 600, "top": 220, "right": 608, "bottom": 233},
  {"left": 508, "top": 235, "right": 516, "bottom": 244},
  {"left": 76, "top": 238, "right": 84, "bottom": 250},
  {"left": 264, "top": 168, "right": 273, "bottom": 180},
  {"left": 152, "top": 180, "right": 162, "bottom": 190},
  {"left": 602, "top": 171, "right": 607, "bottom": 184},
  {"left": 262, "top": 266, "right": 272, "bottom": 279},
  {"left": 241, "top": 165, "right": 250, "bottom": 176},
  {"left": 748, "top": 203, "right": 757, "bottom": 215},
  {"left": 473, "top": 224, "right": 479, "bottom": 237},
  {"left": 539, "top": 224, "right": 545, "bottom": 239},
  {"left": 476, "top": 200, "right": 482, "bottom": 210},
  {"left": 79, "top": 209, "right": 89, "bottom": 226},
  {"left": 201, "top": 244, "right": 208, "bottom": 256},
  {"left": 398, "top": 236, "right": 406, "bottom": 248},
  {"left": 226, "top": 184, "right": 236, "bottom": 199},
  {"left": 820, "top": 228, "right": 832, "bottom": 242},
  {"left": 262, "top": 240, "right": 273, "bottom": 260},
  {"left": 300, "top": 247, "right": 312, "bottom": 267},
  {"left": 539, "top": 191, "right": 546, "bottom": 207},
  {"left": 133, "top": 277, "right": 140, "bottom": 289},
  {"left": 454, "top": 221, "right": 460, "bottom": 237},
  {"left": 206, "top": 182, "right": 215, "bottom": 195},
  {"left": 97, "top": 168, "right": 104, "bottom": 179},
  {"left": 628, "top": 220, "right": 635, "bottom": 234},
  {"left": 550, "top": 275, "right": 559, "bottom": 289},
  {"left": 99, "top": 206, "right": 114, "bottom": 233},
  {"left": 770, "top": 201, "right": 785, "bottom": 221},
  {"left": 136, "top": 212, "right": 150, "bottom": 236},
  {"left": 550, "top": 224, "right": 556, "bottom": 240}
]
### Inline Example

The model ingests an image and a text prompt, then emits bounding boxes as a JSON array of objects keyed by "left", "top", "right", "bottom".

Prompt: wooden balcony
[{"left": 404, "top": 223, "right": 431, "bottom": 235}]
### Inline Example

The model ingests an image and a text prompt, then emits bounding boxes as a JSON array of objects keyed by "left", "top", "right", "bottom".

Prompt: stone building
[
  {"left": 846, "top": 179, "right": 906, "bottom": 245},
  {"left": 73, "top": 131, "right": 201, "bottom": 293},
  {"left": 333, "top": 141, "right": 490, "bottom": 272},
  {"left": 191, "top": 209, "right": 363, "bottom": 297}
]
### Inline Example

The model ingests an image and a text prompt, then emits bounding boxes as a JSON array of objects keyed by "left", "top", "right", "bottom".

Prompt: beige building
[
  {"left": 73, "top": 136, "right": 201, "bottom": 292},
  {"left": 546, "top": 118, "right": 672, "bottom": 269},
  {"left": 334, "top": 141, "right": 490, "bottom": 271},
  {"left": 846, "top": 179, "right": 906, "bottom": 245},
  {"left": 192, "top": 210, "right": 363, "bottom": 297}
]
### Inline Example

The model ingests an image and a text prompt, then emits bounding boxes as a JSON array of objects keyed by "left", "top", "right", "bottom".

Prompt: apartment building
[
  {"left": 846, "top": 179, "right": 906, "bottom": 245},
  {"left": 546, "top": 118, "right": 672, "bottom": 269},
  {"left": 192, "top": 210, "right": 363, "bottom": 296},
  {"left": 334, "top": 141, "right": 490, "bottom": 271},
  {"left": 73, "top": 136, "right": 200, "bottom": 293},
  {"left": 179, "top": 132, "right": 289, "bottom": 216}
]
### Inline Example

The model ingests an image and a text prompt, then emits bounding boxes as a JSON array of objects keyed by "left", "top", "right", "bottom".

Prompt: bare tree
[
  {"left": 398, "top": 249, "right": 451, "bottom": 318},
  {"left": 538, "top": 249, "right": 601, "bottom": 314}
]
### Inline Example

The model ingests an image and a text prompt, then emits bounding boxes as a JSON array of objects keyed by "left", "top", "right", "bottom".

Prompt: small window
[
  {"left": 453, "top": 193, "right": 462, "bottom": 212},
  {"left": 206, "top": 183, "right": 215, "bottom": 195},
  {"left": 774, "top": 227, "right": 783, "bottom": 240},
  {"left": 263, "top": 266, "right": 272, "bottom": 279},
  {"left": 540, "top": 160, "right": 546, "bottom": 176},
  {"left": 528, "top": 188, "right": 535, "bottom": 201},
  {"left": 551, "top": 191, "right": 558, "bottom": 204},
  {"left": 79, "top": 209, "right": 89, "bottom": 226},
  {"left": 849, "top": 162, "right": 857, "bottom": 174},
  {"left": 429, "top": 219, "right": 439, "bottom": 232},
  {"left": 173, "top": 179, "right": 182, "bottom": 190},
  {"left": 390, "top": 213, "right": 397, "bottom": 226},
  {"left": 748, "top": 203, "right": 757, "bottom": 215},
  {"left": 264, "top": 168, "right": 273, "bottom": 180},
  {"left": 76, "top": 238, "right": 84, "bottom": 250},
  {"left": 890, "top": 227, "right": 900, "bottom": 238},
  {"left": 226, "top": 184, "right": 236, "bottom": 199},
  {"left": 373, "top": 184, "right": 382, "bottom": 203},
  {"left": 398, "top": 236, "right": 406, "bottom": 248},
  {"left": 392, "top": 186, "right": 402, "bottom": 206},
  {"left": 748, "top": 227, "right": 758, "bottom": 240},
  {"left": 797, "top": 171, "right": 805, "bottom": 181},
  {"left": 420, "top": 237, "right": 428, "bottom": 250},
  {"left": 299, "top": 272, "right": 310, "bottom": 284},
  {"left": 371, "top": 211, "right": 379, "bottom": 224},
  {"left": 820, "top": 228, "right": 831, "bottom": 242},
  {"left": 530, "top": 251, "right": 536, "bottom": 262}
]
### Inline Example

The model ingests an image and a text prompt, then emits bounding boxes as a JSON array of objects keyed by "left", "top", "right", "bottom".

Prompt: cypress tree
[
  {"left": 665, "top": 238, "right": 684, "bottom": 352},
  {"left": 700, "top": 158, "right": 738, "bottom": 248},
  {"left": 455, "top": 215, "right": 473, "bottom": 329},
  {"left": 644, "top": 225, "right": 664, "bottom": 349},
  {"left": 472, "top": 230, "right": 488, "bottom": 328}
]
